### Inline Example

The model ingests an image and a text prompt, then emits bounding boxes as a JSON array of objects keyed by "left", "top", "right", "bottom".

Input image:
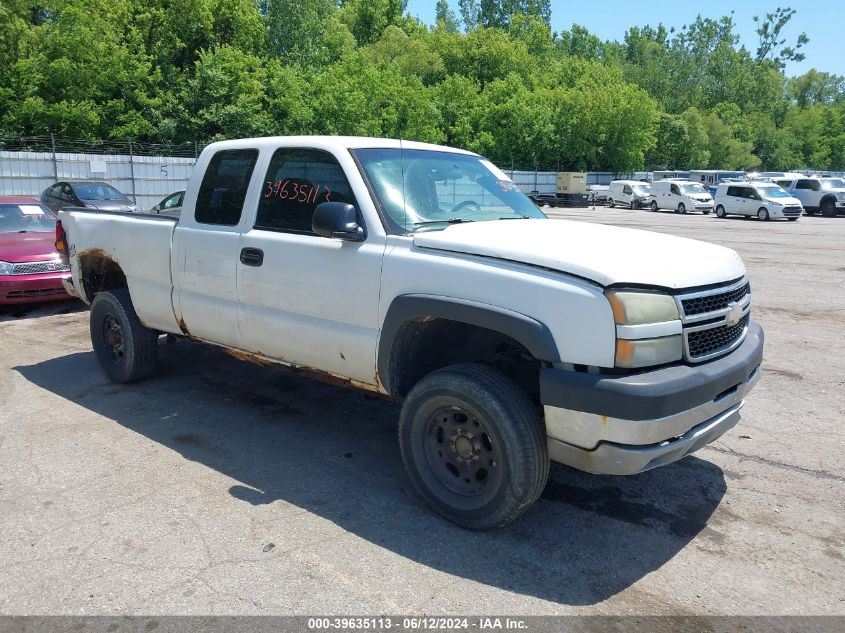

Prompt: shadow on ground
[
  {"left": 0, "top": 299, "right": 86, "bottom": 322},
  {"left": 15, "top": 339, "right": 727, "bottom": 605}
]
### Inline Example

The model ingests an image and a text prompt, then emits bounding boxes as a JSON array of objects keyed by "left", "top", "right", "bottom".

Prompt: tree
[
  {"left": 703, "top": 112, "right": 759, "bottom": 169},
  {"left": 339, "top": 0, "right": 407, "bottom": 46},
  {"left": 754, "top": 6, "right": 808, "bottom": 69},
  {"left": 265, "top": 0, "right": 336, "bottom": 65},
  {"left": 434, "top": 0, "right": 460, "bottom": 33}
]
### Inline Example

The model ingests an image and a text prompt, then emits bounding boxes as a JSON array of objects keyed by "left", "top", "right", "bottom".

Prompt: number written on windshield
[{"left": 263, "top": 180, "right": 331, "bottom": 204}]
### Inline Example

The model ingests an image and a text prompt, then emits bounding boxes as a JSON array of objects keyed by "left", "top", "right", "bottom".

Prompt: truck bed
[{"left": 59, "top": 207, "right": 181, "bottom": 333}]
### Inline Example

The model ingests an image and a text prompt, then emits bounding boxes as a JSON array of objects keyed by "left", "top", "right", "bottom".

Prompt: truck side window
[
  {"left": 795, "top": 179, "right": 819, "bottom": 191},
  {"left": 256, "top": 148, "right": 357, "bottom": 234},
  {"left": 195, "top": 149, "right": 258, "bottom": 226}
]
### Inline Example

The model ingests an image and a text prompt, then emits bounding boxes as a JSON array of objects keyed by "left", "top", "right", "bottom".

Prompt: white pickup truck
[{"left": 57, "top": 136, "right": 764, "bottom": 529}]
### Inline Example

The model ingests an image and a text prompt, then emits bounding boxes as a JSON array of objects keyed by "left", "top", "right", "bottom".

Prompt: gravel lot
[{"left": 1, "top": 207, "right": 843, "bottom": 615}]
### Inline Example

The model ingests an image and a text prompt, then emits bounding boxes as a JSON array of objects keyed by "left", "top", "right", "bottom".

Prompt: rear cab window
[
  {"left": 195, "top": 149, "right": 259, "bottom": 226},
  {"left": 256, "top": 148, "right": 358, "bottom": 235}
]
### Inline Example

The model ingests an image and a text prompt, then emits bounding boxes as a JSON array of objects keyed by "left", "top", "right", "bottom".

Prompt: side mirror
[
  {"left": 151, "top": 204, "right": 160, "bottom": 212},
  {"left": 312, "top": 202, "right": 364, "bottom": 241}
]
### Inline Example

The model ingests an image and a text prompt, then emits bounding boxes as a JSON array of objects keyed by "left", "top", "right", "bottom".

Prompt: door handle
[{"left": 240, "top": 247, "right": 264, "bottom": 267}]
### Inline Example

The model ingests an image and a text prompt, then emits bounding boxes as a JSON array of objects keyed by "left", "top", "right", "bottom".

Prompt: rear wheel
[
  {"left": 821, "top": 199, "right": 838, "bottom": 218},
  {"left": 804, "top": 208, "right": 816, "bottom": 216},
  {"left": 716, "top": 205, "right": 726, "bottom": 218},
  {"left": 650, "top": 200, "right": 658, "bottom": 212},
  {"left": 757, "top": 207, "right": 769, "bottom": 221},
  {"left": 90, "top": 289, "right": 158, "bottom": 383},
  {"left": 398, "top": 363, "right": 548, "bottom": 530}
]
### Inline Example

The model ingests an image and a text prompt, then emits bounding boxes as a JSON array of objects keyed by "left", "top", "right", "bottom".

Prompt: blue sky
[{"left": 406, "top": 0, "right": 842, "bottom": 77}]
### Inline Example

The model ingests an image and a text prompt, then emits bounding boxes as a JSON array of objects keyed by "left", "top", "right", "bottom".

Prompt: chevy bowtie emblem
[{"left": 725, "top": 302, "right": 743, "bottom": 327}]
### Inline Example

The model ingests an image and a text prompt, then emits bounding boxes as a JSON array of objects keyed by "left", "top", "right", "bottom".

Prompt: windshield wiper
[
  {"left": 498, "top": 215, "right": 534, "bottom": 220},
  {"left": 413, "top": 218, "right": 474, "bottom": 227}
]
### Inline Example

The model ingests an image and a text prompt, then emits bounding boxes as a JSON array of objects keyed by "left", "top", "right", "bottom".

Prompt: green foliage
[{"left": 0, "top": 1, "right": 842, "bottom": 171}]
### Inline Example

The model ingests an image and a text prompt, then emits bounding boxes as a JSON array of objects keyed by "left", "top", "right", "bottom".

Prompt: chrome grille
[
  {"left": 675, "top": 278, "right": 751, "bottom": 362},
  {"left": 681, "top": 282, "right": 750, "bottom": 316},
  {"left": 687, "top": 314, "right": 749, "bottom": 358},
  {"left": 10, "top": 260, "right": 70, "bottom": 275}
]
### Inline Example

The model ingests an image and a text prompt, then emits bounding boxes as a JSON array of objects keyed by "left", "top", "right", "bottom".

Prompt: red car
[{"left": 0, "top": 196, "right": 73, "bottom": 305}]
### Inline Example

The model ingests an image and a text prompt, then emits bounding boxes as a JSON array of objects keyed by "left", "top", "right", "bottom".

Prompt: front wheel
[
  {"left": 788, "top": 217, "right": 799, "bottom": 221},
  {"left": 821, "top": 199, "right": 837, "bottom": 218},
  {"left": 716, "top": 205, "right": 726, "bottom": 218},
  {"left": 90, "top": 289, "right": 158, "bottom": 383},
  {"left": 650, "top": 200, "right": 658, "bottom": 212},
  {"left": 757, "top": 207, "right": 770, "bottom": 221},
  {"left": 398, "top": 363, "right": 549, "bottom": 530},
  {"left": 608, "top": 198, "right": 614, "bottom": 208},
  {"left": 677, "top": 203, "right": 686, "bottom": 214}
]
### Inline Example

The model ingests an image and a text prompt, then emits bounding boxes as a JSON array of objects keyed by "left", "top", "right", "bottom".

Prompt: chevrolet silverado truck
[{"left": 57, "top": 136, "right": 764, "bottom": 529}]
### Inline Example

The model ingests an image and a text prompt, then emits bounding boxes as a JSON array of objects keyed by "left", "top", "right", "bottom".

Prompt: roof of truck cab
[{"left": 202, "top": 136, "right": 479, "bottom": 156}]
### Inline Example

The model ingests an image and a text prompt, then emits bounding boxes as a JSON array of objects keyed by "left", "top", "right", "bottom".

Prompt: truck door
[
  {"left": 172, "top": 148, "right": 260, "bottom": 347},
  {"left": 235, "top": 146, "right": 384, "bottom": 386}
]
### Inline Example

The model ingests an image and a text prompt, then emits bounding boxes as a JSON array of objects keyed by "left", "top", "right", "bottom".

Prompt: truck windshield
[
  {"left": 74, "top": 184, "right": 128, "bottom": 201},
  {"left": 681, "top": 183, "right": 708, "bottom": 194},
  {"left": 352, "top": 148, "right": 546, "bottom": 233},
  {"left": 0, "top": 204, "right": 57, "bottom": 233}
]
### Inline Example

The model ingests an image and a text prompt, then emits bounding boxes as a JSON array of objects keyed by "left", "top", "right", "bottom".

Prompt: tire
[
  {"left": 677, "top": 203, "right": 686, "bottom": 214},
  {"left": 820, "top": 199, "right": 837, "bottom": 218},
  {"left": 630, "top": 200, "right": 635, "bottom": 210},
  {"left": 398, "top": 363, "right": 549, "bottom": 530},
  {"left": 90, "top": 289, "right": 158, "bottom": 383},
  {"left": 608, "top": 198, "right": 614, "bottom": 208},
  {"left": 757, "top": 207, "right": 769, "bottom": 221},
  {"left": 650, "top": 200, "right": 658, "bottom": 212},
  {"left": 804, "top": 208, "right": 816, "bottom": 216},
  {"left": 703, "top": 209, "right": 711, "bottom": 215},
  {"left": 716, "top": 205, "right": 726, "bottom": 218},
  {"left": 788, "top": 217, "right": 799, "bottom": 221}
]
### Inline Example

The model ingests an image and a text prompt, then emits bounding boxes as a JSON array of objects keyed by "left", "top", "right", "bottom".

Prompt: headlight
[
  {"left": 616, "top": 336, "right": 684, "bottom": 369},
  {"left": 606, "top": 290, "right": 683, "bottom": 368},
  {"left": 606, "top": 290, "right": 679, "bottom": 325},
  {"left": 0, "top": 261, "right": 13, "bottom": 275}
]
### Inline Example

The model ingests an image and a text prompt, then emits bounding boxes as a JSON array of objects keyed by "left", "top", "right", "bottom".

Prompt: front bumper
[
  {"left": 0, "top": 272, "right": 73, "bottom": 305},
  {"left": 540, "top": 322, "right": 764, "bottom": 475}
]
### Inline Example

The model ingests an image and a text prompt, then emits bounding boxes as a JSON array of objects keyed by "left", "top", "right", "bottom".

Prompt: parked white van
[
  {"left": 608, "top": 180, "right": 651, "bottom": 209},
  {"left": 714, "top": 182, "right": 803, "bottom": 221},
  {"left": 649, "top": 179, "right": 714, "bottom": 214}
]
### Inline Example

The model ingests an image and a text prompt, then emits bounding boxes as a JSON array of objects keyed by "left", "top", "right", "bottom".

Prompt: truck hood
[{"left": 412, "top": 219, "right": 745, "bottom": 289}]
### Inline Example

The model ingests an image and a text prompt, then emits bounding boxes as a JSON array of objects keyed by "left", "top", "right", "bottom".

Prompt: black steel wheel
[
  {"left": 90, "top": 289, "right": 158, "bottom": 383},
  {"left": 399, "top": 363, "right": 548, "bottom": 529},
  {"left": 821, "top": 199, "right": 837, "bottom": 218}
]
